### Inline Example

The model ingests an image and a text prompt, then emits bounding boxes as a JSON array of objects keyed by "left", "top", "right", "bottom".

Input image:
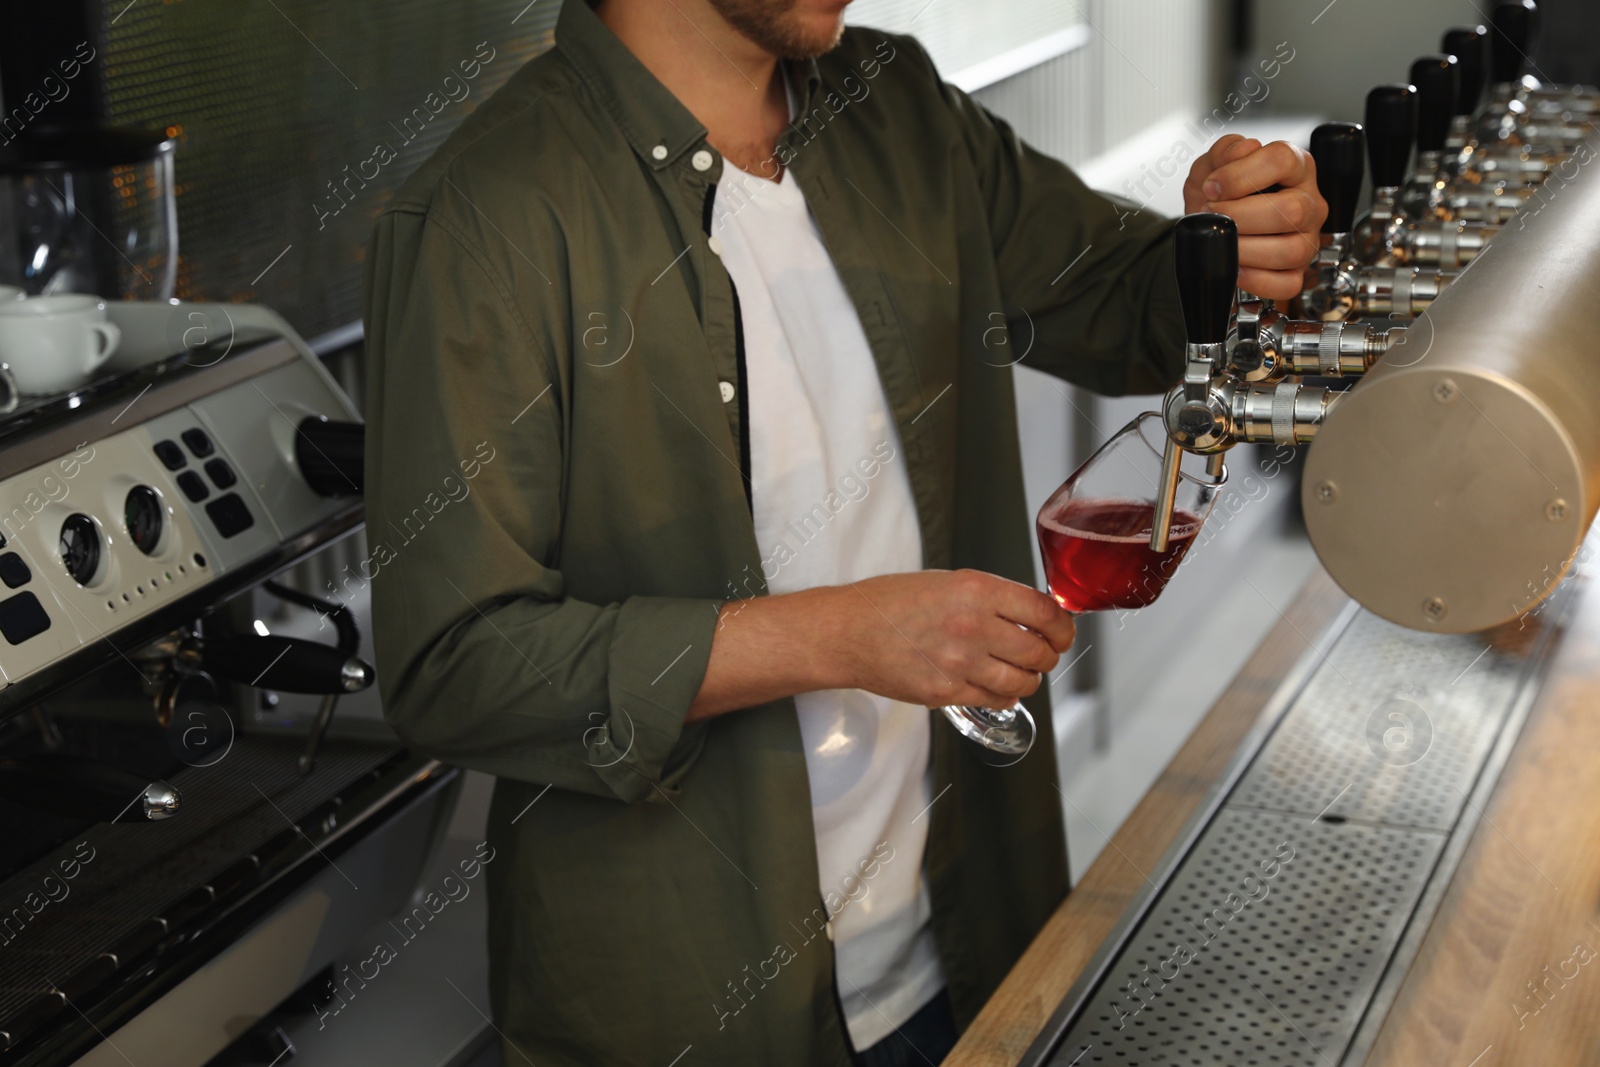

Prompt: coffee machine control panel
[{"left": 0, "top": 341, "right": 360, "bottom": 702}]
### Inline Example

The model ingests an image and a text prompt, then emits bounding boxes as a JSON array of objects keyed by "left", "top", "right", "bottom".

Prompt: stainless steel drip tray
[{"left": 1026, "top": 600, "right": 1567, "bottom": 1067}]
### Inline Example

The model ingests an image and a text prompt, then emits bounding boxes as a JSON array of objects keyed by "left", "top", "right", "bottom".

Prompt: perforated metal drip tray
[{"left": 1024, "top": 596, "right": 1570, "bottom": 1067}]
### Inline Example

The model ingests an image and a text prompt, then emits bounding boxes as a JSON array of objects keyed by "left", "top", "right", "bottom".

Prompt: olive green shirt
[{"left": 362, "top": 1, "right": 1184, "bottom": 1063}]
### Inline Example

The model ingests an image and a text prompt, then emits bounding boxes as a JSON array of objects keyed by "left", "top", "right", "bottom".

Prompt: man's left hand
[{"left": 1183, "top": 135, "right": 1328, "bottom": 302}]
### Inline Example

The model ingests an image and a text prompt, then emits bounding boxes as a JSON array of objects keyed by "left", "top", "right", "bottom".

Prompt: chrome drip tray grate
[
  {"left": 1033, "top": 606, "right": 1562, "bottom": 1067},
  {"left": 1230, "top": 620, "right": 1529, "bottom": 831},
  {"left": 1050, "top": 810, "right": 1443, "bottom": 1065}
]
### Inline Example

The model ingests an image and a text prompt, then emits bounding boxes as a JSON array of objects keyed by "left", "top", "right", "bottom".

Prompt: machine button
[
  {"left": 153, "top": 440, "right": 187, "bottom": 470},
  {"left": 0, "top": 553, "right": 30, "bottom": 589},
  {"left": 181, "top": 428, "right": 216, "bottom": 457},
  {"left": 204, "top": 458, "right": 238, "bottom": 489},
  {"left": 205, "top": 493, "right": 256, "bottom": 539},
  {"left": 0, "top": 591, "right": 51, "bottom": 645},
  {"left": 177, "top": 471, "right": 210, "bottom": 502}
]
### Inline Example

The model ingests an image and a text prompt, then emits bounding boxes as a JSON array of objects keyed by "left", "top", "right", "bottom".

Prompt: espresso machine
[
  {"left": 1149, "top": 0, "right": 1600, "bottom": 635},
  {"left": 0, "top": 309, "right": 458, "bottom": 1065}
]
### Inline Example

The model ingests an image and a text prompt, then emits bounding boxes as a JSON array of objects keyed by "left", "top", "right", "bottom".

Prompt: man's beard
[{"left": 707, "top": 0, "right": 845, "bottom": 60}]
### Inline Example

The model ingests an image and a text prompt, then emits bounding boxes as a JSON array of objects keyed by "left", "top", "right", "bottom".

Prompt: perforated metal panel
[
  {"left": 1029, "top": 605, "right": 1565, "bottom": 1067},
  {"left": 1050, "top": 810, "right": 1443, "bottom": 1066},
  {"left": 1231, "top": 615, "right": 1532, "bottom": 832}
]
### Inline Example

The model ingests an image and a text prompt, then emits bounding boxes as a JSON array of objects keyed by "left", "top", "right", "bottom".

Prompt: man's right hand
[
  {"left": 689, "top": 569, "right": 1075, "bottom": 721},
  {"left": 833, "top": 569, "right": 1075, "bottom": 711}
]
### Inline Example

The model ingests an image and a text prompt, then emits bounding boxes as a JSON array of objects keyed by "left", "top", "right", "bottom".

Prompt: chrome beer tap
[
  {"left": 1400, "top": 54, "right": 1459, "bottom": 221},
  {"left": 1303, "top": 121, "right": 1452, "bottom": 322},
  {"left": 1485, "top": 2, "right": 1600, "bottom": 111},
  {"left": 1441, "top": 25, "right": 1489, "bottom": 157},
  {"left": 1149, "top": 215, "right": 1347, "bottom": 551},
  {"left": 1353, "top": 85, "right": 1497, "bottom": 270}
]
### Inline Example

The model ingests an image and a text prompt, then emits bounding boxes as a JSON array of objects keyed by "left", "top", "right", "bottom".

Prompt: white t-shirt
[{"left": 710, "top": 110, "right": 946, "bottom": 1049}]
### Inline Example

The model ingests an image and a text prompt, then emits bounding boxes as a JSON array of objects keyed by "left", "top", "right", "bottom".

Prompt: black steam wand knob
[
  {"left": 1366, "top": 84, "right": 1418, "bottom": 192},
  {"left": 1153, "top": 214, "right": 1238, "bottom": 551},
  {"left": 1310, "top": 122, "right": 1364, "bottom": 235},
  {"left": 1442, "top": 26, "right": 1490, "bottom": 117},
  {"left": 1410, "top": 55, "right": 1459, "bottom": 158}
]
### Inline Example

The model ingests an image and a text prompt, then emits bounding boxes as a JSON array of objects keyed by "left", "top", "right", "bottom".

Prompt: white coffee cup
[{"left": 0, "top": 295, "right": 122, "bottom": 395}]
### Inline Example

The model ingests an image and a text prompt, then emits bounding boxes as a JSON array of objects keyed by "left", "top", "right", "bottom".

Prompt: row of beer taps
[{"left": 1150, "top": 0, "right": 1597, "bottom": 550}]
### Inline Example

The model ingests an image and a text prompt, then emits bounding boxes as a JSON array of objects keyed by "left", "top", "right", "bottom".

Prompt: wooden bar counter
[{"left": 945, "top": 566, "right": 1600, "bottom": 1067}]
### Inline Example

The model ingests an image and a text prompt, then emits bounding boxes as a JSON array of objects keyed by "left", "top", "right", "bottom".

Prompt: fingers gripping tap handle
[
  {"left": 1310, "top": 122, "right": 1365, "bottom": 234},
  {"left": 1366, "top": 84, "right": 1418, "bottom": 189}
]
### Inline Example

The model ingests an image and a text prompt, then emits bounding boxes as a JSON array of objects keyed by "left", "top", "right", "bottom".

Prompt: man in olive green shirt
[{"left": 362, "top": 0, "right": 1325, "bottom": 1062}]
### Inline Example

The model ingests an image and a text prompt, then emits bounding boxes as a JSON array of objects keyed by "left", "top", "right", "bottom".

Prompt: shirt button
[
  {"left": 692, "top": 149, "right": 715, "bottom": 171},
  {"left": 651, "top": 144, "right": 668, "bottom": 161},
  {"left": 719, "top": 380, "right": 735, "bottom": 403},
  {"left": 707, "top": 235, "right": 723, "bottom": 257}
]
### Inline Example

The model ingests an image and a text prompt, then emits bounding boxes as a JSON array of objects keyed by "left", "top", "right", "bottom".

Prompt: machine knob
[
  {"left": 1490, "top": 0, "right": 1538, "bottom": 85},
  {"left": 1442, "top": 25, "right": 1490, "bottom": 114},
  {"left": 294, "top": 417, "right": 364, "bottom": 498},
  {"left": 0, "top": 754, "right": 181, "bottom": 822},
  {"left": 1365, "top": 84, "right": 1417, "bottom": 189},
  {"left": 1174, "top": 213, "right": 1238, "bottom": 345},
  {"left": 1410, "top": 55, "right": 1459, "bottom": 153},
  {"left": 1310, "top": 122, "right": 1364, "bottom": 233},
  {"left": 199, "top": 634, "right": 375, "bottom": 695}
]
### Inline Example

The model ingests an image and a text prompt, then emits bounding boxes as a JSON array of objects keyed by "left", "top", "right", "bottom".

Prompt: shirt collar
[{"left": 556, "top": 0, "right": 822, "bottom": 172}]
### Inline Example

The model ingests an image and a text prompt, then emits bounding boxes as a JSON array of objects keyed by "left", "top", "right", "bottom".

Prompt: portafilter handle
[{"left": 197, "top": 634, "right": 374, "bottom": 695}]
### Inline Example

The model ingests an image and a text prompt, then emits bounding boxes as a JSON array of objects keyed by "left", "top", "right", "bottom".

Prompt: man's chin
[
  {"left": 791, "top": 18, "right": 846, "bottom": 58},
  {"left": 711, "top": 0, "right": 847, "bottom": 61}
]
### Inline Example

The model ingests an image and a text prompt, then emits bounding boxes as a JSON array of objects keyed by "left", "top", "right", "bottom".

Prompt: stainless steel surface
[
  {"left": 66, "top": 753, "right": 459, "bottom": 1067},
  {"left": 1024, "top": 595, "right": 1568, "bottom": 1067},
  {"left": 141, "top": 781, "right": 181, "bottom": 820},
  {"left": 1303, "top": 133, "right": 1600, "bottom": 633},
  {"left": 1046, "top": 808, "right": 1445, "bottom": 1066},
  {"left": 0, "top": 334, "right": 360, "bottom": 709}
]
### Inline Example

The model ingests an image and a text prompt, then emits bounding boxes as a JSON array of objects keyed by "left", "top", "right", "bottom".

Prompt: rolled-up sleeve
[{"left": 362, "top": 197, "right": 718, "bottom": 803}]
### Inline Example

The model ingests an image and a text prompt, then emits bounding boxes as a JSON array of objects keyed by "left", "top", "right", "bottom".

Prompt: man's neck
[{"left": 594, "top": 0, "right": 792, "bottom": 177}]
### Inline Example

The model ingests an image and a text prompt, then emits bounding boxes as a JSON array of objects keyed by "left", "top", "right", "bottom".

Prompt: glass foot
[{"left": 939, "top": 702, "right": 1035, "bottom": 757}]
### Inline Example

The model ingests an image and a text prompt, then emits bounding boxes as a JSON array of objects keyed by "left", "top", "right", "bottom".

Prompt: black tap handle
[
  {"left": 1410, "top": 55, "right": 1459, "bottom": 153},
  {"left": 295, "top": 417, "right": 364, "bottom": 498},
  {"left": 1310, "top": 122, "right": 1364, "bottom": 233},
  {"left": 201, "top": 634, "right": 375, "bottom": 695},
  {"left": 0, "top": 754, "right": 180, "bottom": 822},
  {"left": 1490, "top": 0, "right": 1538, "bottom": 85},
  {"left": 1365, "top": 84, "right": 1417, "bottom": 189},
  {"left": 1174, "top": 213, "right": 1237, "bottom": 346},
  {"left": 1442, "top": 25, "right": 1489, "bottom": 114}
]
